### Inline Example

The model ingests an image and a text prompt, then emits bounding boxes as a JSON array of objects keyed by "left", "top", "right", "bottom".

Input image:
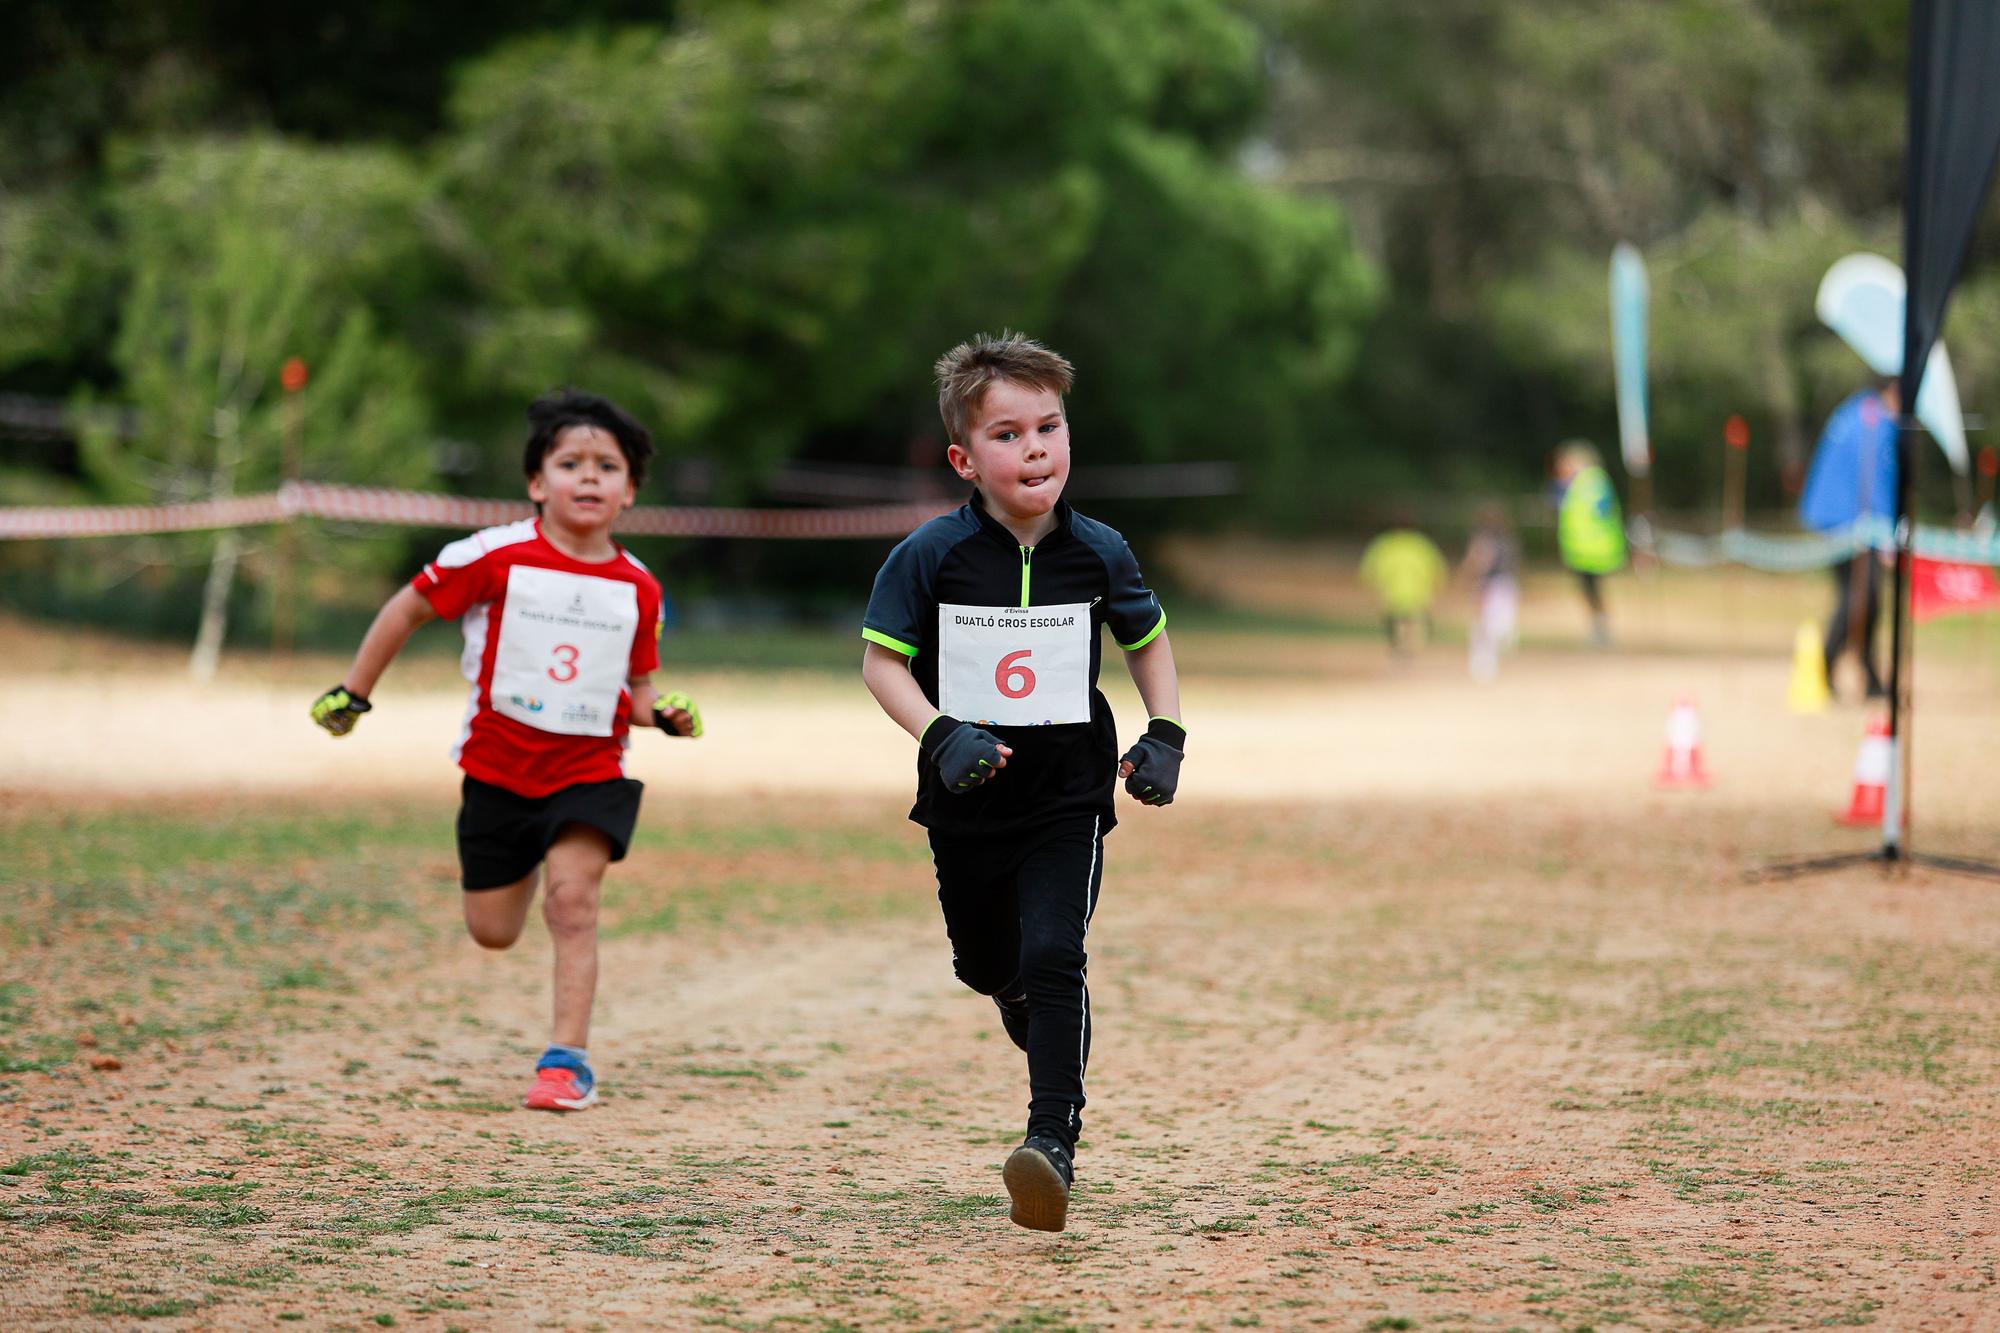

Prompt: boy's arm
[
  {"left": 862, "top": 642, "right": 1012, "bottom": 787},
  {"left": 628, "top": 674, "right": 658, "bottom": 723},
  {"left": 312, "top": 585, "right": 435, "bottom": 734},
  {"left": 343, "top": 585, "right": 437, "bottom": 697},
  {"left": 1121, "top": 633, "right": 1182, "bottom": 746},
  {"left": 862, "top": 642, "right": 945, "bottom": 741},
  {"left": 1117, "top": 633, "right": 1185, "bottom": 805}
]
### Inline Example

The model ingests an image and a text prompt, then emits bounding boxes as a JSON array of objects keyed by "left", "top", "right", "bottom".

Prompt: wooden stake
[
  {"left": 1722, "top": 414, "right": 1750, "bottom": 532},
  {"left": 270, "top": 357, "right": 308, "bottom": 660}
]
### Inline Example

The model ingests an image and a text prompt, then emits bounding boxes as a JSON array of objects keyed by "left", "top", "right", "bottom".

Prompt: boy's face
[
  {"left": 529, "top": 425, "right": 636, "bottom": 534},
  {"left": 947, "top": 379, "right": 1070, "bottom": 525}
]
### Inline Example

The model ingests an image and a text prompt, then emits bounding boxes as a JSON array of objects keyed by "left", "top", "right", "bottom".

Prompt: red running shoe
[{"left": 522, "top": 1052, "right": 597, "bottom": 1111}]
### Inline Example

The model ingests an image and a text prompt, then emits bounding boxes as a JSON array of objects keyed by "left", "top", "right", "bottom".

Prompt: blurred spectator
[
  {"left": 1798, "top": 376, "right": 1899, "bottom": 699},
  {"left": 1460, "top": 502, "right": 1520, "bottom": 682},
  {"left": 1360, "top": 524, "right": 1448, "bottom": 658},
  {"left": 1551, "top": 441, "right": 1625, "bottom": 648}
]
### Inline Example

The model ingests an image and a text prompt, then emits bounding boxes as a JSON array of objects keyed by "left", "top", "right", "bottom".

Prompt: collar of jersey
[
  {"left": 532, "top": 517, "right": 629, "bottom": 567},
  {"left": 968, "top": 488, "right": 1073, "bottom": 549}
]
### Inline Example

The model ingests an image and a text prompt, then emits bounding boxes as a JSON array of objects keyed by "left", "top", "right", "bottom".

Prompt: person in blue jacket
[{"left": 1799, "top": 378, "right": 1900, "bottom": 698}]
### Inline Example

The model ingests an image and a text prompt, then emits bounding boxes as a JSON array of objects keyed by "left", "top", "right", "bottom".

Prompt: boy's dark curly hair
[{"left": 523, "top": 389, "right": 656, "bottom": 486}]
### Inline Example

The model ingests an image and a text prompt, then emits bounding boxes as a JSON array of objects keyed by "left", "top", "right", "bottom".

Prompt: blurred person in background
[
  {"left": 1359, "top": 519, "right": 1449, "bottom": 658},
  {"left": 1798, "top": 377, "right": 1899, "bottom": 700},
  {"left": 1551, "top": 441, "right": 1625, "bottom": 648},
  {"left": 1460, "top": 502, "right": 1521, "bottom": 682}
]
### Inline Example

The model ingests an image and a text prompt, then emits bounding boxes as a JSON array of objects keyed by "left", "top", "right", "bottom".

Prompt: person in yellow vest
[
  {"left": 1552, "top": 440, "right": 1626, "bottom": 647},
  {"left": 1359, "top": 523, "right": 1449, "bottom": 658}
]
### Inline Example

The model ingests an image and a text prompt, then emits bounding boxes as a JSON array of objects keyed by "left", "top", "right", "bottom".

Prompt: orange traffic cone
[
  {"left": 1655, "top": 694, "right": 1710, "bottom": 789},
  {"left": 1836, "top": 715, "right": 1892, "bottom": 826}
]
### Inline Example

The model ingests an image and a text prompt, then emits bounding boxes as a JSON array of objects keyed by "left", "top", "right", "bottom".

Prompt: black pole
[
  {"left": 1884, "top": 0, "right": 1935, "bottom": 861},
  {"left": 1880, "top": 412, "right": 1915, "bottom": 858}
]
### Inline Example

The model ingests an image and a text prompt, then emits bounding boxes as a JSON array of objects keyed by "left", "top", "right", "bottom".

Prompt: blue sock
[{"left": 540, "top": 1043, "right": 589, "bottom": 1068}]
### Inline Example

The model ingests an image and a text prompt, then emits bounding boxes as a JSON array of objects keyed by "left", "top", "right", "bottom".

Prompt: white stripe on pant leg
[{"left": 1072, "top": 817, "right": 1101, "bottom": 1132}]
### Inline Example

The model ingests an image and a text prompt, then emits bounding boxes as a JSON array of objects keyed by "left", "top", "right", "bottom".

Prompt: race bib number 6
[{"left": 937, "top": 602, "right": 1091, "bottom": 726}]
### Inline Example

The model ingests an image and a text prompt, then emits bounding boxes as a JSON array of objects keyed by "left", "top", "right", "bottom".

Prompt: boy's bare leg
[
  {"left": 542, "top": 824, "right": 613, "bottom": 1049},
  {"left": 463, "top": 873, "right": 538, "bottom": 949}
]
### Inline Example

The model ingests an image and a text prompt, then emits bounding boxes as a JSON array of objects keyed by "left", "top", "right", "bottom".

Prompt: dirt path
[
  {"left": 5, "top": 629, "right": 1999, "bottom": 1329},
  {"left": 7, "top": 784, "right": 2000, "bottom": 1330}
]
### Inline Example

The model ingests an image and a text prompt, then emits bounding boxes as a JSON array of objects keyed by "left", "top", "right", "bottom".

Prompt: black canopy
[{"left": 1900, "top": 0, "right": 2000, "bottom": 406}]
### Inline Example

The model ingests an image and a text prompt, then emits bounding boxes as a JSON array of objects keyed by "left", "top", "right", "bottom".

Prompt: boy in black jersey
[{"left": 861, "top": 333, "right": 1186, "bottom": 1232}]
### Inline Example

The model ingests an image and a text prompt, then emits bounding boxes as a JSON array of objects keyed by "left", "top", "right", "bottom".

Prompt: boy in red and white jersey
[{"left": 311, "top": 390, "right": 701, "bottom": 1111}]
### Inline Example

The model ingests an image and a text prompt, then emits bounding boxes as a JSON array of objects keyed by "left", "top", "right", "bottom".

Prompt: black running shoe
[
  {"left": 993, "top": 995, "right": 1030, "bottom": 1052},
  {"left": 1003, "top": 1136, "right": 1074, "bottom": 1232}
]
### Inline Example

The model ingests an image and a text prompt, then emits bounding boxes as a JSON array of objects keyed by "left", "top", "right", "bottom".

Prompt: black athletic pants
[
  {"left": 1576, "top": 570, "right": 1606, "bottom": 616},
  {"left": 1825, "top": 556, "right": 1884, "bottom": 694},
  {"left": 928, "top": 815, "right": 1106, "bottom": 1155}
]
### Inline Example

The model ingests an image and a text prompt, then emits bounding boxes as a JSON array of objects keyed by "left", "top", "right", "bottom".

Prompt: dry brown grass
[{"left": 3, "top": 560, "right": 1997, "bottom": 1330}]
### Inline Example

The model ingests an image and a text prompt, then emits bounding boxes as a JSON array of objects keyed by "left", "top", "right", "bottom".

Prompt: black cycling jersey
[{"left": 862, "top": 490, "right": 1167, "bottom": 836}]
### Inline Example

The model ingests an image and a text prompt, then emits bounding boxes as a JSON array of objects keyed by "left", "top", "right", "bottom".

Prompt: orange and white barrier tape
[
  {"left": 0, "top": 482, "right": 953, "bottom": 541},
  {"left": 0, "top": 492, "right": 286, "bottom": 539}
]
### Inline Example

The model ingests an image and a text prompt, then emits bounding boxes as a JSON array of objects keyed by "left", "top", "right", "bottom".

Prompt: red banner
[{"left": 1912, "top": 555, "right": 2000, "bottom": 621}]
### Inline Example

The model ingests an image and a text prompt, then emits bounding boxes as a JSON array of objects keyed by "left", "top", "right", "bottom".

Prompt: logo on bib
[{"left": 511, "top": 695, "right": 545, "bottom": 713}]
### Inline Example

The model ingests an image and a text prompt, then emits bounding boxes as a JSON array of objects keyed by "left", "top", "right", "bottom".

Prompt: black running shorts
[{"left": 455, "top": 775, "right": 643, "bottom": 891}]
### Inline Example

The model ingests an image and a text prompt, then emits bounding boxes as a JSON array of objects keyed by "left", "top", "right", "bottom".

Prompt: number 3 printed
[
  {"left": 548, "top": 643, "right": 580, "bottom": 683},
  {"left": 995, "top": 649, "right": 1036, "bottom": 699}
]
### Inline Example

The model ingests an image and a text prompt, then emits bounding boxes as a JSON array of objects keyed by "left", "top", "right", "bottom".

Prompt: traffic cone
[
  {"left": 1655, "top": 694, "right": 1710, "bottom": 789},
  {"left": 1788, "top": 622, "right": 1829, "bottom": 713},
  {"left": 1836, "top": 715, "right": 1892, "bottom": 826}
]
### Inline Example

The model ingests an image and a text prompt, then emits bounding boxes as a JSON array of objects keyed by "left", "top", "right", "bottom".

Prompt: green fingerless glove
[
  {"left": 921, "top": 715, "right": 1006, "bottom": 794},
  {"left": 1120, "top": 717, "right": 1185, "bottom": 806},
  {"left": 654, "top": 691, "right": 703, "bottom": 738},
  {"left": 309, "top": 683, "right": 372, "bottom": 737}
]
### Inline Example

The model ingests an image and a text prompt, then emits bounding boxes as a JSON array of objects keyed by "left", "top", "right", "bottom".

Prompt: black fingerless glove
[
  {"left": 922, "top": 716, "right": 1006, "bottom": 794},
  {"left": 1120, "top": 717, "right": 1185, "bottom": 806}
]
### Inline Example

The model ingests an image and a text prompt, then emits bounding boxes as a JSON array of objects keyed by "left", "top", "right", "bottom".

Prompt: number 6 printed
[
  {"left": 995, "top": 649, "right": 1036, "bottom": 699},
  {"left": 548, "top": 643, "right": 581, "bottom": 683}
]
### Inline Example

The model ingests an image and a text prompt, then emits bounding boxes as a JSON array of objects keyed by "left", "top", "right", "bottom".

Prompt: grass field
[{"left": 4, "top": 549, "right": 1998, "bottom": 1330}]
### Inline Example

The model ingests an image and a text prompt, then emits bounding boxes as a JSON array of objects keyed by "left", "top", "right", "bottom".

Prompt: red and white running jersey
[{"left": 412, "top": 518, "right": 662, "bottom": 797}]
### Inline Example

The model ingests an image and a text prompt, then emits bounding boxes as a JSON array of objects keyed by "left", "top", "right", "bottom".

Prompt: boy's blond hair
[{"left": 934, "top": 332, "right": 1074, "bottom": 447}]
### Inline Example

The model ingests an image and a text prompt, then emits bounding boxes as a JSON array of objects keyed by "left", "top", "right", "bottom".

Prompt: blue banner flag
[{"left": 1609, "top": 243, "right": 1650, "bottom": 479}]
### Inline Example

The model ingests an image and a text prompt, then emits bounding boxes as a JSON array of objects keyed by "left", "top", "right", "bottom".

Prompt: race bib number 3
[
  {"left": 937, "top": 602, "right": 1091, "bottom": 726},
  {"left": 490, "top": 566, "right": 639, "bottom": 735}
]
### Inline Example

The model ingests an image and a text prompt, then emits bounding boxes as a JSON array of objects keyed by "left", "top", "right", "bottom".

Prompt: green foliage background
[
  {"left": 1254, "top": 0, "right": 1997, "bottom": 511},
  {"left": 0, "top": 0, "right": 1991, "bottom": 630}
]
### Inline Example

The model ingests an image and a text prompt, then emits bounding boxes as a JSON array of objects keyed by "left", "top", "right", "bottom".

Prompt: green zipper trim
[{"left": 1019, "top": 545, "right": 1034, "bottom": 609}]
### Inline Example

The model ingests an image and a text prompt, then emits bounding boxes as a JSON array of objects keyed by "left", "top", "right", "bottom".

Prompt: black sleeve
[
  {"left": 861, "top": 531, "right": 937, "bottom": 659},
  {"left": 1102, "top": 537, "right": 1167, "bottom": 651}
]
